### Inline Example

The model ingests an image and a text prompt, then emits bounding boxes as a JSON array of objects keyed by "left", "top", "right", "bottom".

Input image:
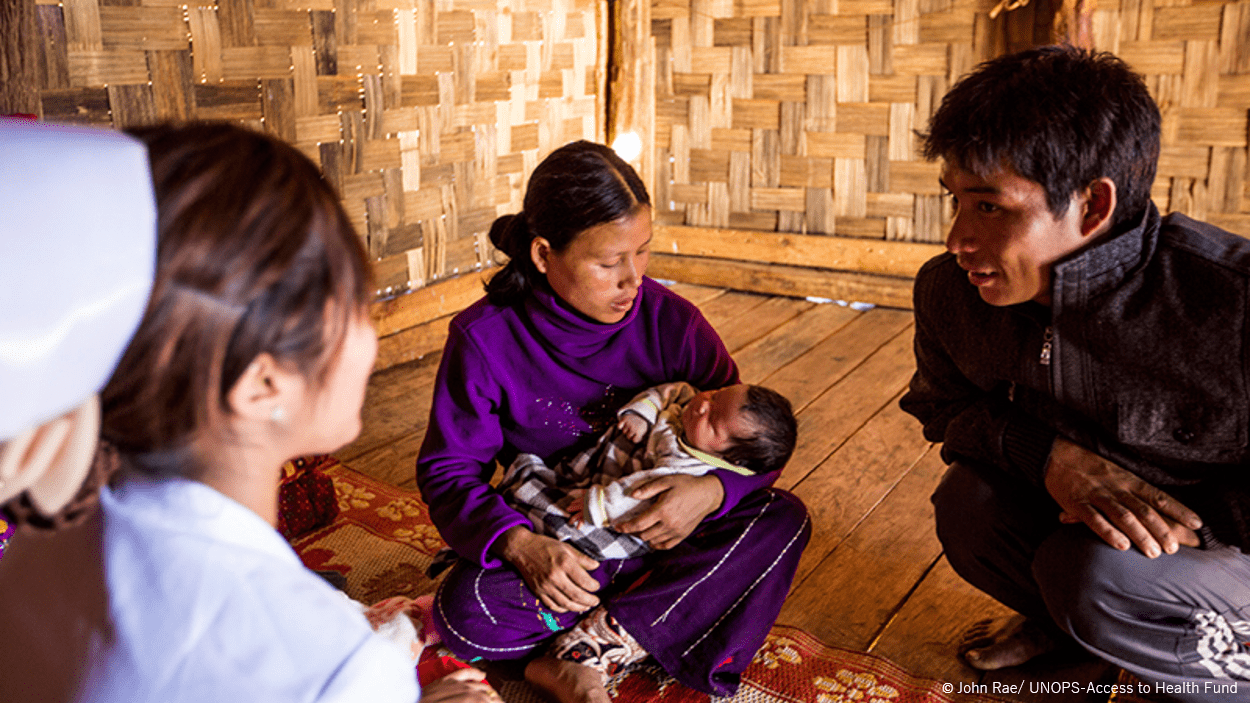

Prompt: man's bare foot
[
  {"left": 524, "top": 655, "right": 611, "bottom": 703},
  {"left": 959, "top": 615, "right": 1057, "bottom": 670}
]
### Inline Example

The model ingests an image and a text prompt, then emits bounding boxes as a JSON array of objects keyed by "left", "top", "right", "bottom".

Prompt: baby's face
[{"left": 681, "top": 384, "right": 758, "bottom": 456}]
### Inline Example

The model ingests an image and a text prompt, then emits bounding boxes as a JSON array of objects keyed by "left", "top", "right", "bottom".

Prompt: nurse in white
[{"left": 0, "top": 122, "right": 497, "bottom": 703}]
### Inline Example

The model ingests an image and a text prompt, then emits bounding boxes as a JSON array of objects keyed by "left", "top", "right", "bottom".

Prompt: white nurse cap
[{"left": 0, "top": 120, "right": 155, "bottom": 445}]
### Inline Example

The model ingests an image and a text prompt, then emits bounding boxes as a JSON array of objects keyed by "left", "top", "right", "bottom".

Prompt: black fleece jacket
[{"left": 901, "top": 203, "right": 1249, "bottom": 552}]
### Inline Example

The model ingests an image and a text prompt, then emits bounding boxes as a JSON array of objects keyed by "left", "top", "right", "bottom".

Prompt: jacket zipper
[{"left": 1039, "top": 325, "right": 1053, "bottom": 365}]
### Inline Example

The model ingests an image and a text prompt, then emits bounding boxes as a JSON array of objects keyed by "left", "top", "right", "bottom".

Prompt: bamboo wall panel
[
  {"left": 25, "top": 0, "right": 605, "bottom": 297},
  {"left": 652, "top": 0, "right": 1250, "bottom": 241}
]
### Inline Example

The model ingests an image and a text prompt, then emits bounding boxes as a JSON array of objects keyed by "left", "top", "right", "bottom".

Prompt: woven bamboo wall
[
  {"left": 1121, "top": 0, "right": 1251, "bottom": 237},
  {"left": 650, "top": 0, "right": 1250, "bottom": 240},
  {"left": 22, "top": 0, "right": 605, "bottom": 296}
]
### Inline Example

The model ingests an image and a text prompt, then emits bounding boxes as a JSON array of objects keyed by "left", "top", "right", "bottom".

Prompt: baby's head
[{"left": 680, "top": 384, "right": 797, "bottom": 473}]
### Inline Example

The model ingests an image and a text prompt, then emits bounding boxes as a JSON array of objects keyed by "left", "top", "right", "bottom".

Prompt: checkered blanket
[{"left": 500, "top": 421, "right": 713, "bottom": 560}]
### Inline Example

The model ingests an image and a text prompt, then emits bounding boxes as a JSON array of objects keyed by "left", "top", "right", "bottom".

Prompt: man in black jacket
[{"left": 901, "top": 45, "right": 1248, "bottom": 700}]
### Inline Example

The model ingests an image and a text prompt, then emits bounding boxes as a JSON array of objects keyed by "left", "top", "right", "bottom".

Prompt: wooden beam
[
  {"left": 374, "top": 313, "right": 452, "bottom": 372},
  {"left": 654, "top": 224, "right": 944, "bottom": 278},
  {"left": 369, "top": 266, "right": 498, "bottom": 337},
  {"left": 607, "top": 0, "right": 654, "bottom": 193},
  {"left": 648, "top": 253, "right": 916, "bottom": 309},
  {"left": 0, "top": 0, "right": 39, "bottom": 115}
]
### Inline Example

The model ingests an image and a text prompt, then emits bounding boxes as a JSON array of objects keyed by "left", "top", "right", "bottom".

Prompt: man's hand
[
  {"left": 1044, "top": 438, "right": 1203, "bottom": 557},
  {"left": 1059, "top": 511, "right": 1201, "bottom": 549},
  {"left": 614, "top": 474, "right": 724, "bottom": 550},
  {"left": 420, "top": 668, "right": 502, "bottom": 703},
  {"left": 617, "top": 414, "right": 649, "bottom": 444},
  {"left": 492, "top": 526, "right": 600, "bottom": 613}
]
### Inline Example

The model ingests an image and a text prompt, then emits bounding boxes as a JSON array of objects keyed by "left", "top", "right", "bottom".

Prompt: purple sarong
[{"left": 431, "top": 487, "right": 810, "bottom": 696}]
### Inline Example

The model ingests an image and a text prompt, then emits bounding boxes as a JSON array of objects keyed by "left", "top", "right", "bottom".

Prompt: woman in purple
[{"left": 415, "top": 141, "right": 811, "bottom": 701}]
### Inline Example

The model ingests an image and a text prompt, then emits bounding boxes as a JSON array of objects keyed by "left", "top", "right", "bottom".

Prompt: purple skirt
[{"left": 431, "top": 488, "right": 810, "bottom": 696}]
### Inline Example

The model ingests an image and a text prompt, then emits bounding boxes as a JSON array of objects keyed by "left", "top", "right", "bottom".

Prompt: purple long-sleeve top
[{"left": 415, "top": 277, "right": 778, "bottom": 567}]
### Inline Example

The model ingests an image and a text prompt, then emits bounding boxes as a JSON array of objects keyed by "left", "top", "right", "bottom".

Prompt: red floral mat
[
  {"left": 287, "top": 456, "right": 447, "bottom": 605},
  {"left": 290, "top": 457, "right": 983, "bottom": 703},
  {"left": 589, "top": 626, "right": 972, "bottom": 703}
]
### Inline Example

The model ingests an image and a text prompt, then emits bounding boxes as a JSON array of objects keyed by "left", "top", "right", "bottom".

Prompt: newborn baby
[{"left": 501, "top": 381, "right": 797, "bottom": 559}]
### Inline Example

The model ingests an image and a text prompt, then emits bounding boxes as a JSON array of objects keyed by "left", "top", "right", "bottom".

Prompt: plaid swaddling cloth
[{"left": 499, "top": 382, "right": 753, "bottom": 560}]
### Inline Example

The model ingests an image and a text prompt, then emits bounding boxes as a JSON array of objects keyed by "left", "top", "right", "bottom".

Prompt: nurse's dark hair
[
  {"left": 723, "top": 385, "right": 797, "bottom": 473},
  {"left": 486, "top": 140, "right": 651, "bottom": 307},
  {"left": 101, "top": 122, "right": 373, "bottom": 480},
  {"left": 921, "top": 45, "right": 1160, "bottom": 231}
]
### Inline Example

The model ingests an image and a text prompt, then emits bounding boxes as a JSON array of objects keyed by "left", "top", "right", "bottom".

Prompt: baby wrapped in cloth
[{"left": 500, "top": 381, "right": 788, "bottom": 560}]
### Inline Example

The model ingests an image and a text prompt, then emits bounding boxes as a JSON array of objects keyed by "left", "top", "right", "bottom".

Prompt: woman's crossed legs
[{"left": 432, "top": 488, "right": 811, "bottom": 699}]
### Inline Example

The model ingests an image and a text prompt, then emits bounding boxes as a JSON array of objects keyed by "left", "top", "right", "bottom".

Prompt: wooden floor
[{"left": 336, "top": 283, "right": 1108, "bottom": 695}]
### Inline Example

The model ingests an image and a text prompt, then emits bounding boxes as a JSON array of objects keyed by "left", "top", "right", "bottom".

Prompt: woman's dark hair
[
  {"left": 921, "top": 45, "right": 1160, "bottom": 231},
  {"left": 486, "top": 140, "right": 651, "bottom": 306},
  {"left": 723, "top": 385, "right": 797, "bottom": 474},
  {"left": 101, "top": 123, "right": 373, "bottom": 479}
]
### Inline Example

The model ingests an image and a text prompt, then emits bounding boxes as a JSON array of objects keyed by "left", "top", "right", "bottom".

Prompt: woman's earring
[{"left": 270, "top": 406, "right": 287, "bottom": 423}]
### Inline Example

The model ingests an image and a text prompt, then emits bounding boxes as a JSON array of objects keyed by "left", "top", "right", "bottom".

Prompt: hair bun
[{"left": 488, "top": 213, "right": 529, "bottom": 258}]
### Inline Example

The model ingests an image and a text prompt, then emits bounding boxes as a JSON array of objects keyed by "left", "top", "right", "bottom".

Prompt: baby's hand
[{"left": 617, "top": 414, "right": 649, "bottom": 444}]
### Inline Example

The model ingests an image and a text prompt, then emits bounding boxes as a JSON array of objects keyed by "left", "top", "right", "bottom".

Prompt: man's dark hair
[
  {"left": 921, "top": 45, "right": 1160, "bottom": 230},
  {"left": 723, "top": 386, "right": 798, "bottom": 473}
]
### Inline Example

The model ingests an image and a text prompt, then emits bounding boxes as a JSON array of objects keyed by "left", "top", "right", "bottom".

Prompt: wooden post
[
  {"left": 0, "top": 0, "right": 39, "bottom": 116},
  {"left": 608, "top": 0, "right": 655, "bottom": 198}
]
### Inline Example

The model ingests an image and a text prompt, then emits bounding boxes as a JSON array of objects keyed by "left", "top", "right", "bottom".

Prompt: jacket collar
[{"left": 1050, "top": 202, "right": 1159, "bottom": 311}]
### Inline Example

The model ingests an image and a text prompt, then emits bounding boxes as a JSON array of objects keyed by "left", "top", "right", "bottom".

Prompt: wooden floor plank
[
  {"left": 663, "top": 281, "right": 727, "bottom": 306},
  {"left": 344, "top": 430, "right": 426, "bottom": 491},
  {"left": 778, "top": 324, "right": 917, "bottom": 490},
  {"left": 781, "top": 443, "right": 944, "bottom": 650},
  {"left": 648, "top": 253, "right": 914, "bottom": 309},
  {"left": 718, "top": 296, "right": 815, "bottom": 354},
  {"left": 784, "top": 395, "right": 934, "bottom": 587},
  {"left": 761, "top": 307, "right": 914, "bottom": 415},
  {"left": 697, "top": 290, "right": 770, "bottom": 333},
  {"left": 869, "top": 556, "right": 1017, "bottom": 686},
  {"left": 336, "top": 355, "right": 439, "bottom": 466},
  {"left": 735, "top": 303, "right": 862, "bottom": 385}
]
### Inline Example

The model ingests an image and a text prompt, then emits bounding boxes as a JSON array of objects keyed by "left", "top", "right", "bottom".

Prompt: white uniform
[{"left": 0, "top": 476, "right": 419, "bottom": 702}]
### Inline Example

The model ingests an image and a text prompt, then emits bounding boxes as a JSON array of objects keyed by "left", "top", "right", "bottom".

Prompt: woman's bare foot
[
  {"left": 524, "top": 655, "right": 611, "bottom": 703},
  {"left": 959, "top": 615, "right": 1057, "bottom": 670}
]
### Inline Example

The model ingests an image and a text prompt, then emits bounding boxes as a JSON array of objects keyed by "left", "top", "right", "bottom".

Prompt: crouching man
[{"left": 901, "top": 45, "right": 1248, "bottom": 701}]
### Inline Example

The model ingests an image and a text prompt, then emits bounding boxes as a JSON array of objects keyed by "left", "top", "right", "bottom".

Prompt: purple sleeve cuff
[
  {"left": 706, "top": 467, "right": 778, "bottom": 518},
  {"left": 477, "top": 517, "right": 533, "bottom": 568}
]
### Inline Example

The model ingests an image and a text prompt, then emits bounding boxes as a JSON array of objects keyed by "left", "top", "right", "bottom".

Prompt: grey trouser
[{"left": 934, "top": 462, "right": 1250, "bottom": 702}]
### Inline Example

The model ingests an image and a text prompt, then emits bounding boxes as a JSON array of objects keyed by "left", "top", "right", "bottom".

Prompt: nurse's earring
[{"left": 270, "top": 406, "right": 287, "bottom": 424}]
